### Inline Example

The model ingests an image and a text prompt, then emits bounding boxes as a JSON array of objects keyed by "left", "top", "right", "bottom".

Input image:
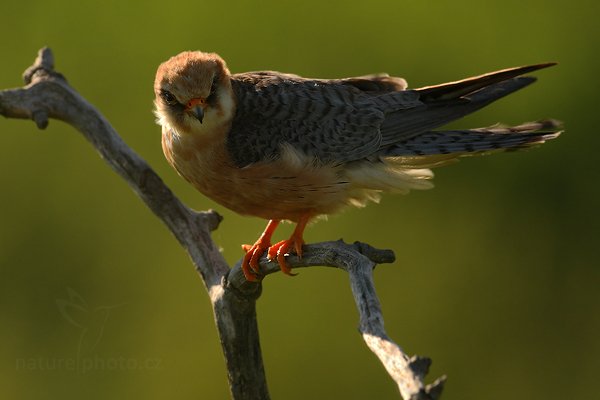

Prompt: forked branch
[{"left": 0, "top": 47, "right": 444, "bottom": 400}]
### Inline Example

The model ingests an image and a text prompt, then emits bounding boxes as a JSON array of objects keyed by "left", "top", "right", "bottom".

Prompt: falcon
[{"left": 154, "top": 51, "right": 561, "bottom": 282}]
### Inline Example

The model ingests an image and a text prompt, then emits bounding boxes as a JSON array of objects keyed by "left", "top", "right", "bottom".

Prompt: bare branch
[
  {"left": 228, "top": 241, "right": 445, "bottom": 400},
  {"left": 1, "top": 48, "right": 445, "bottom": 400},
  {"left": 2, "top": 47, "right": 270, "bottom": 400}
]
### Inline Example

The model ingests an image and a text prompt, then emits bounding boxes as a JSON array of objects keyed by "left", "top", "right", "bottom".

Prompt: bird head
[{"left": 154, "top": 51, "right": 235, "bottom": 135}]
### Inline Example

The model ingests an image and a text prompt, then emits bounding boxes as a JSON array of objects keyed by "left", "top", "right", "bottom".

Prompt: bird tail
[{"left": 379, "top": 120, "right": 562, "bottom": 167}]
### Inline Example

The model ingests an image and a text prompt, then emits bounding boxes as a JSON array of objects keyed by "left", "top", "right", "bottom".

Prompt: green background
[{"left": 1, "top": 0, "right": 598, "bottom": 399}]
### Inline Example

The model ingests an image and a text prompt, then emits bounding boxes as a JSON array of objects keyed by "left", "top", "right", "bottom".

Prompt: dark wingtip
[
  {"left": 510, "top": 62, "right": 557, "bottom": 75},
  {"left": 531, "top": 61, "right": 558, "bottom": 69},
  {"left": 416, "top": 62, "right": 557, "bottom": 102}
]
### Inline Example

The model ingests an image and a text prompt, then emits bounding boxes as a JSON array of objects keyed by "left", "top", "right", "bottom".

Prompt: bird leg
[
  {"left": 241, "top": 219, "right": 280, "bottom": 281},
  {"left": 266, "top": 214, "right": 310, "bottom": 276}
]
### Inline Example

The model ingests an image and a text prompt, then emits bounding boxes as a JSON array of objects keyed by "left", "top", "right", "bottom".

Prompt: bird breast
[{"left": 161, "top": 127, "right": 357, "bottom": 221}]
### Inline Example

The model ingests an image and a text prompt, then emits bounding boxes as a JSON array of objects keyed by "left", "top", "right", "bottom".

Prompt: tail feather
[{"left": 379, "top": 120, "right": 562, "bottom": 159}]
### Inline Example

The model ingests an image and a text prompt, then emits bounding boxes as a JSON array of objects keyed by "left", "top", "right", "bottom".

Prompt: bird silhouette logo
[{"left": 56, "top": 288, "right": 124, "bottom": 358}]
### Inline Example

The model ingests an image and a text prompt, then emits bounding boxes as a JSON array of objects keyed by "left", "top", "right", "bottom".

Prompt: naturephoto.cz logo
[
  {"left": 15, "top": 288, "right": 163, "bottom": 373},
  {"left": 15, "top": 354, "right": 163, "bottom": 373}
]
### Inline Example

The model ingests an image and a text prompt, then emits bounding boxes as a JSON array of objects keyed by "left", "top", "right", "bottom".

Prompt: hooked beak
[
  {"left": 186, "top": 98, "right": 206, "bottom": 123},
  {"left": 192, "top": 105, "right": 204, "bottom": 123}
]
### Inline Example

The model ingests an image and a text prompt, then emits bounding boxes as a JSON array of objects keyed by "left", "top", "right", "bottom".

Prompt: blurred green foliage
[{"left": 1, "top": 0, "right": 598, "bottom": 399}]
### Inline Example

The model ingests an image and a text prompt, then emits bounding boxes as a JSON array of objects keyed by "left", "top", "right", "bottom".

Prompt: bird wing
[
  {"left": 227, "top": 72, "right": 420, "bottom": 167},
  {"left": 227, "top": 64, "right": 556, "bottom": 167}
]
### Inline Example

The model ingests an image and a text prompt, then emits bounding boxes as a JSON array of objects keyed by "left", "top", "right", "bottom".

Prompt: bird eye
[{"left": 160, "top": 90, "right": 178, "bottom": 106}]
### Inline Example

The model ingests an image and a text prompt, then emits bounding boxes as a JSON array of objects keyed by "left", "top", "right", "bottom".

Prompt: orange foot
[
  {"left": 267, "top": 237, "right": 304, "bottom": 276},
  {"left": 267, "top": 214, "right": 310, "bottom": 277},
  {"left": 241, "top": 214, "right": 311, "bottom": 281},
  {"left": 241, "top": 220, "right": 280, "bottom": 282}
]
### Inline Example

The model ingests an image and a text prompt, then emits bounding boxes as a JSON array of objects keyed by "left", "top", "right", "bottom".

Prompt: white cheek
[
  {"left": 154, "top": 105, "right": 190, "bottom": 135},
  {"left": 154, "top": 107, "right": 173, "bottom": 129},
  {"left": 219, "top": 91, "right": 235, "bottom": 120}
]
